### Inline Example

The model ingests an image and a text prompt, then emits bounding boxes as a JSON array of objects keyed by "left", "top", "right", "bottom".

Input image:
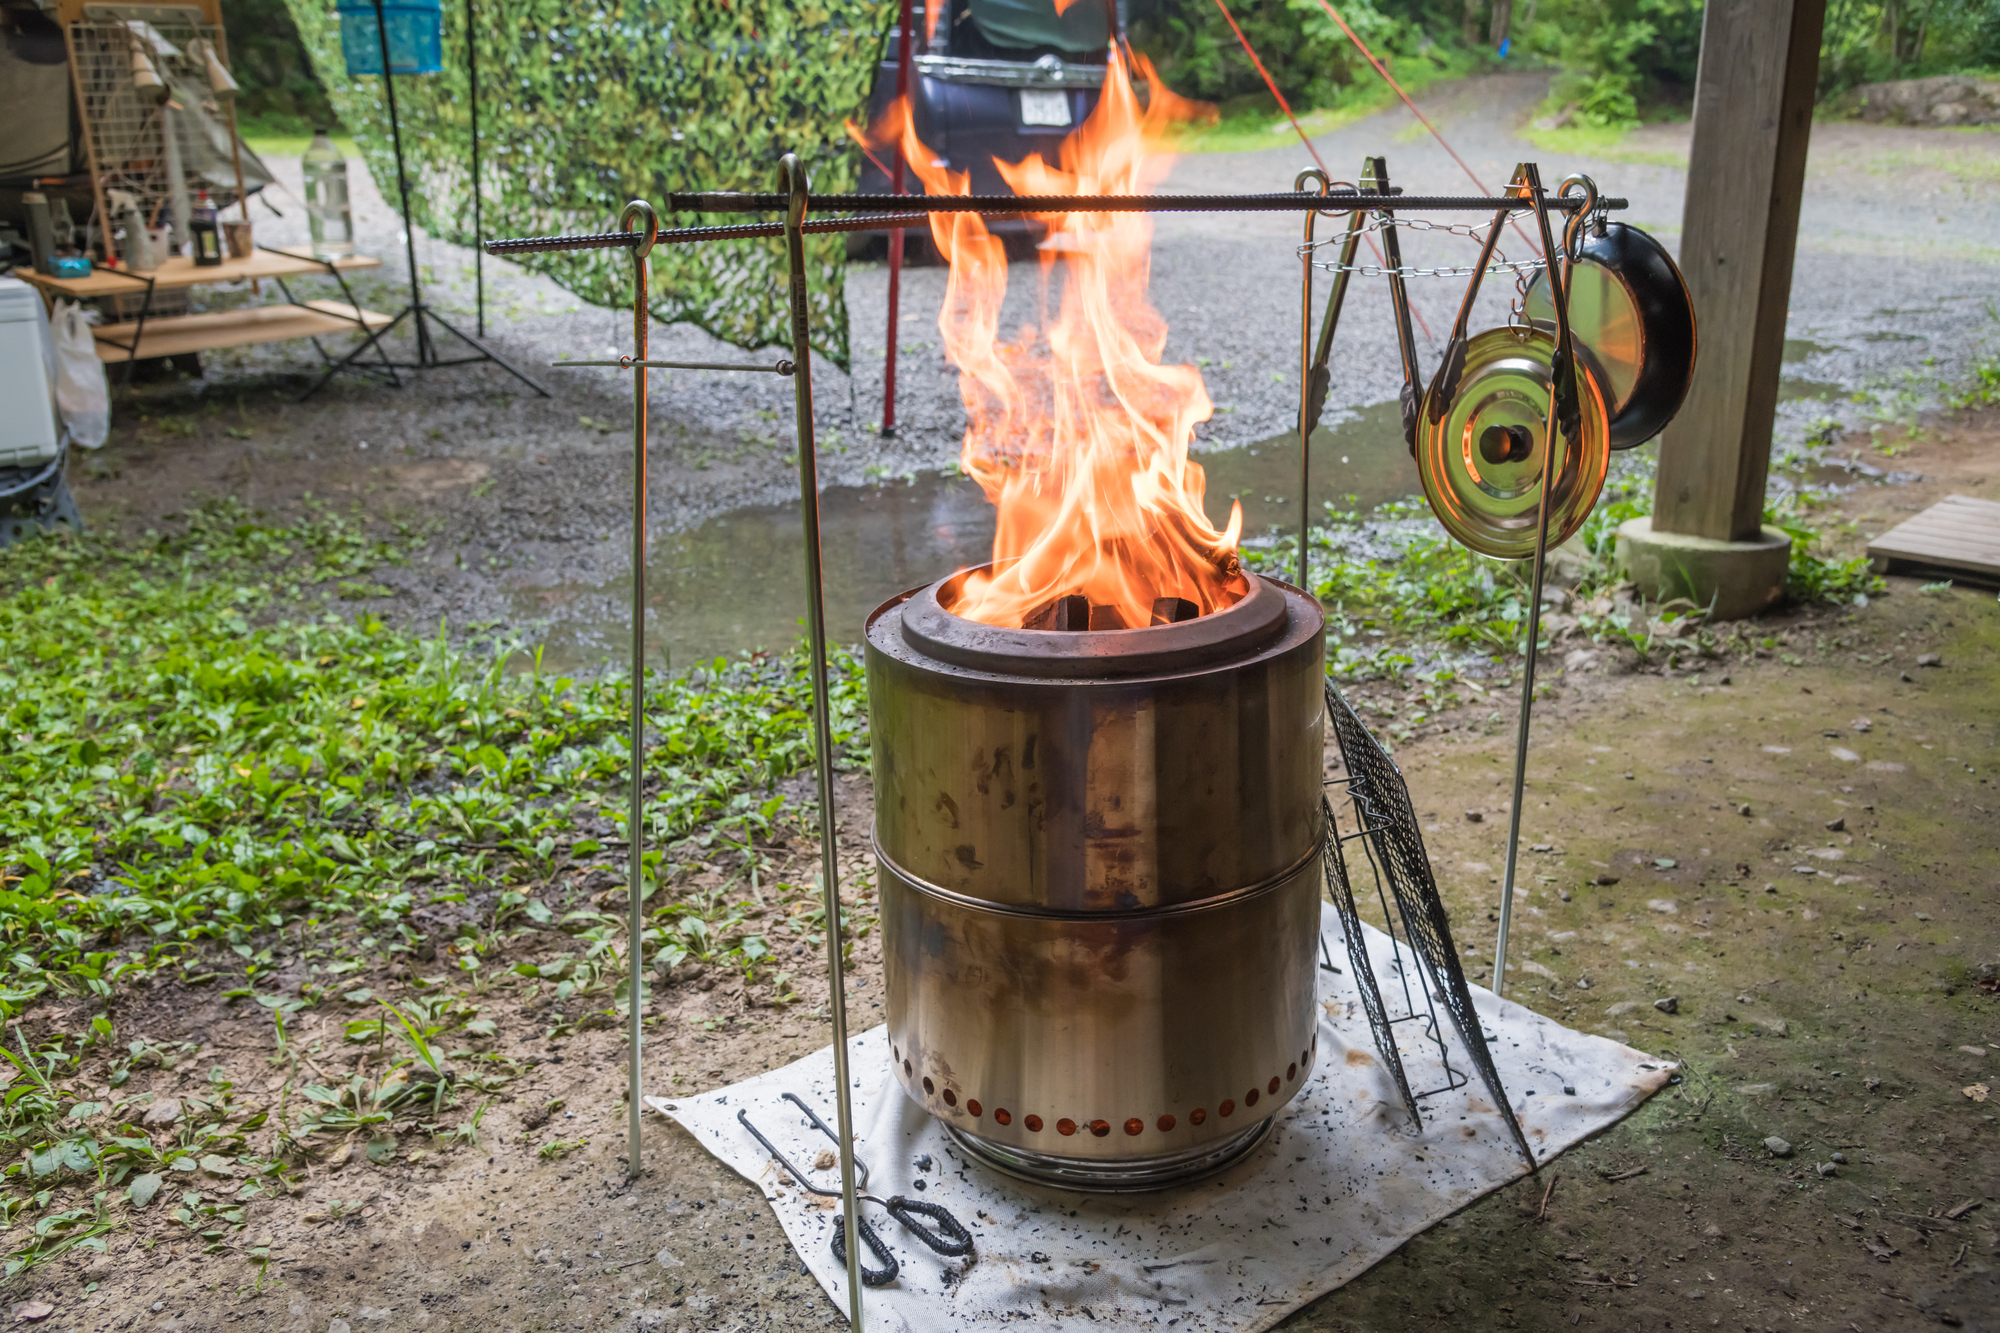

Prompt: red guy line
[
  {"left": 1306, "top": 0, "right": 1541, "bottom": 256},
  {"left": 1207, "top": 0, "right": 1433, "bottom": 340}
]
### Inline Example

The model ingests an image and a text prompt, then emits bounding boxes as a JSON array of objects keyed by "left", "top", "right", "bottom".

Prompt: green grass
[
  {"left": 1241, "top": 448, "right": 1881, "bottom": 691},
  {"left": 235, "top": 114, "right": 361, "bottom": 161},
  {"left": 1172, "top": 46, "right": 1483, "bottom": 156},
  {"left": 1903, "top": 147, "right": 2000, "bottom": 189},
  {"left": 0, "top": 502, "right": 864, "bottom": 992},
  {"left": 1949, "top": 348, "right": 2000, "bottom": 408},
  {"left": 0, "top": 501, "right": 867, "bottom": 1276}
]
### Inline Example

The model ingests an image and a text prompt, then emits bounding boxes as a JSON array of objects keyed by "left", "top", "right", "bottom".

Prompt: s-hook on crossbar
[{"left": 486, "top": 167, "right": 1626, "bottom": 1327}]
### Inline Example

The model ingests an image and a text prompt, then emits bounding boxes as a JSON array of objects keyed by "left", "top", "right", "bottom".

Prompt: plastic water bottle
[{"left": 302, "top": 130, "right": 354, "bottom": 261}]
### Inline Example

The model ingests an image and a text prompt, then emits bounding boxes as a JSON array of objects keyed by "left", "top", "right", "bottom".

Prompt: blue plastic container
[{"left": 338, "top": 0, "right": 442, "bottom": 76}]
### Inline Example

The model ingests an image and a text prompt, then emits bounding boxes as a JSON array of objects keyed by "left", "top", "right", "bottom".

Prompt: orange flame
[{"left": 872, "top": 53, "right": 1238, "bottom": 631}]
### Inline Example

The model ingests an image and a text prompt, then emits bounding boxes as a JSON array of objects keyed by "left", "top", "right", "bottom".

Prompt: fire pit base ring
[{"left": 941, "top": 1116, "right": 1275, "bottom": 1194}]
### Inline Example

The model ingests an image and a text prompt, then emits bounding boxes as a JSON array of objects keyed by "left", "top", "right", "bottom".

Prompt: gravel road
[{"left": 71, "top": 70, "right": 1999, "bottom": 665}]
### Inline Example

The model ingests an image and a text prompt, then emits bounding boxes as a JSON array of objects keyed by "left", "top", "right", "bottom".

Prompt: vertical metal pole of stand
[
  {"left": 780, "top": 154, "right": 866, "bottom": 1329},
  {"left": 371, "top": 0, "right": 430, "bottom": 365},
  {"left": 881, "top": 0, "right": 913, "bottom": 437},
  {"left": 620, "top": 200, "right": 658, "bottom": 1177},
  {"left": 1294, "top": 171, "right": 1325, "bottom": 591},
  {"left": 1493, "top": 165, "right": 1572, "bottom": 1000},
  {"left": 467, "top": 0, "right": 483, "bottom": 338}
]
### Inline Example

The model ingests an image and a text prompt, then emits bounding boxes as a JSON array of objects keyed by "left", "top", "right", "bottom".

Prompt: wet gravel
[{"left": 72, "top": 71, "right": 1999, "bottom": 665}]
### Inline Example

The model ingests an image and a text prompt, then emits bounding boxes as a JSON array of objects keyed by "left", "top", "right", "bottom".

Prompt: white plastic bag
[{"left": 52, "top": 300, "right": 109, "bottom": 450}]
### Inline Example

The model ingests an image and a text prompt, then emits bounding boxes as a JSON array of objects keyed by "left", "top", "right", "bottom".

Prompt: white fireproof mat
[{"left": 652, "top": 906, "right": 1674, "bottom": 1332}]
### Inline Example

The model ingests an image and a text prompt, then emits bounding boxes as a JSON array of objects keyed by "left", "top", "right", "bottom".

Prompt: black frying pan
[{"left": 1524, "top": 221, "right": 1696, "bottom": 450}]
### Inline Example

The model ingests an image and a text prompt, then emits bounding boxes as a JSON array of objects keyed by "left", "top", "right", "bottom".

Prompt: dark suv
[{"left": 853, "top": 0, "right": 1114, "bottom": 255}]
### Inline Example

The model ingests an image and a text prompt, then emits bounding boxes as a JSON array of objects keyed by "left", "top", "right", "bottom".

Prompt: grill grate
[
  {"left": 1319, "top": 791, "right": 1420, "bottom": 1117},
  {"left": 1322, "top": 681, "right": 1536, "bottom": 1169}
]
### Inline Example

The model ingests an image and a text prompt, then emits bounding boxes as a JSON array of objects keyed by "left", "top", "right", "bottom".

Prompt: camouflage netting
[{"left": 284, "top": 0, "right": 892, "bottom": 367}]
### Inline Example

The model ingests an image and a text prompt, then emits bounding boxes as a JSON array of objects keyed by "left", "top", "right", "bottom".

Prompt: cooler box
[{"left": 0, "top": 278, "right": 60, "bottom": 468}]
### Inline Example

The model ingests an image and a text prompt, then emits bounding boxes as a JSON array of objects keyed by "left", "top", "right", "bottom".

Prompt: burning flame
[{"left": 861, "top": 53, "right": 1241, "bottom": 631}]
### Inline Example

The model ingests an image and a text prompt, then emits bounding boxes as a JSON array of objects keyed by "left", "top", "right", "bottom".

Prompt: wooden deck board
[{"left": 1868, "top": 494, "right": 2000, "bottom": 581}]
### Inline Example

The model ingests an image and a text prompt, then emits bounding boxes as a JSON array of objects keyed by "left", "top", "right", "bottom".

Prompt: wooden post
[
  {"left": 1619, "top": 0, "right": 1825, "bottom": 618},
  {"left": 1655, "top": 0, "right": 1826, "bottom": 541}
]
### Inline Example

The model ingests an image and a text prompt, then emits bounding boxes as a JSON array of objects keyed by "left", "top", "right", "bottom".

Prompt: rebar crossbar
[{"left": 484, "top": 191, "right": 1628, "bottom": 257}]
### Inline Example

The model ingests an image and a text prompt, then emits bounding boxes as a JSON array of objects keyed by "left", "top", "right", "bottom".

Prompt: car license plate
[{"left": 1019, "top": 90, "right": 1072, "bottom": 128}]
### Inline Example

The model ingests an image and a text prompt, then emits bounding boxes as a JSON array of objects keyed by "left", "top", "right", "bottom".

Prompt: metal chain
[{"left": 1300, "top": 214, "right": 1567, "bottom": 280}]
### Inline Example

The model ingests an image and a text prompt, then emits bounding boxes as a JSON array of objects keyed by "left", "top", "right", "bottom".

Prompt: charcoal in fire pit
[
  {"left": 1021, "top": 592, "right": 1202, "bottom": 631},
  {"left": 1023, "top": 593, "right": 1091, "bottom": 631}
]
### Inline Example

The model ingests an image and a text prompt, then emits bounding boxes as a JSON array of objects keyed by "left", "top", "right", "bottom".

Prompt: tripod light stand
[{"left": 303, "top": 0, "right": 545, "bottom": 399}]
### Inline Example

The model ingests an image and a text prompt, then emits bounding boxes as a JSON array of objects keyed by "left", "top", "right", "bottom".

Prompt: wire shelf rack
[
  {"left": 64, "top": 16, "right": 243, "bottom": 256},
  {"left": 1320, "top": 681, "right": 1536, "bottom": 1167}
]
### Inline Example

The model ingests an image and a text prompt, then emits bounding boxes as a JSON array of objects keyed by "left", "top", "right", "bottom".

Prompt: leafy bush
[
  {"left": 1522, "top": 0, "right": 2000, "bottom": 128},
  {"left": 1519, "top": 0, "right": 1703, "bottom": 127},
  {"left": 0, "top": 503, "right": 865, "bottom": 1011},
  {"left": 1821, "top": 0, "right": 2000, "bottom": 95},
  {"left": 1130, "top": 0, "right": 1485, "bottom": 112}
]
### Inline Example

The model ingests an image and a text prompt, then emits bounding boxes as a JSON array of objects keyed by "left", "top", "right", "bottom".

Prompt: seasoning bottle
[
  {"left": 302, "top": 131, "right": 355, "bottom": 261},
  {"left": 191, "top": 190, "right": 223, "bottom": 266},
  {"left": 23, "top": 191, "right": 56, "bottom": 274}
]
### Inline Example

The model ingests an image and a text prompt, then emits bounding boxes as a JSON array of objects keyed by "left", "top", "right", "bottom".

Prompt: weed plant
[
  {"left": 0, "top": 500, "right": 865, "bottom": 1274},
  {"left": 1243, "top": 449, "right": 1881, "bottom": 687}
]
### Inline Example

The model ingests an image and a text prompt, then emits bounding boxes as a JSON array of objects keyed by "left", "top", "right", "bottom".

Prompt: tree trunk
[
  {"left": 1464, "top": 0, "right": 1485, "bottom": 46},
  {"left": 1489, "top": 0, "right": 1515, "bottom": 48}
]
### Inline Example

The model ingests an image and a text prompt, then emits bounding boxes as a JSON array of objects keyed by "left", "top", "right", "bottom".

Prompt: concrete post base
[{"left": 1614, "top": 517, "right": 1791, "bottom": 620}]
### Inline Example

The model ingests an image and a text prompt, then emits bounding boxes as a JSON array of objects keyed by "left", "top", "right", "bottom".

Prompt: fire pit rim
[{"left": 897, "top": 564, "right": 1291, "bottom": 679}]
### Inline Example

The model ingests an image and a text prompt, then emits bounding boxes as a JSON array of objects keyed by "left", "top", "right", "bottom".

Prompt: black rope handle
[
  {"left": 884, "top": 1197, "right": 975, "bottom": 1258},
  {"left": 829, "top": 1214, "right": 899, "bottom": 1287}
]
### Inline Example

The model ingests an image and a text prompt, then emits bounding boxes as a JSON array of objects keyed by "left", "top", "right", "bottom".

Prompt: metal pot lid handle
[{"left": 1414, "top": 324, "right": 1611, "bottom": 559}]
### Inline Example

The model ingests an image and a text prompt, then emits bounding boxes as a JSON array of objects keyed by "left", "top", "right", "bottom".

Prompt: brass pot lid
[{"left": 1415, "top": 324, "right": 1610, "bottom": 560}]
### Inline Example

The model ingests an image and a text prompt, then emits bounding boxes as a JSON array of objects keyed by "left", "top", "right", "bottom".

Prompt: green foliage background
[
  {"left": 1132, "top": 0, "right": 1999, "bottom": 134},
  {"left": 221, "top": 0, "right": 344, "bottom": 133},
  {"left": 1130, "top": 0, "right": 1480, "bottom": 110},
  {"left": 1518, "top": 0, "right": 2000, "bottom": 128},
  {"left": 280, "top": 0, "right": 893, "bottom": 367}
]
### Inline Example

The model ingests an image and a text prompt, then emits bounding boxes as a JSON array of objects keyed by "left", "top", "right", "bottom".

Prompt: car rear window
[{"left": 966, "top": 0, "right": 1108, "bottom": 56}]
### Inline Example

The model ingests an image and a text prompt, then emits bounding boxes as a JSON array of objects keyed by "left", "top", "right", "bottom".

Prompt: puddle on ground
[
  {"left": 518, "top": 358, "right": 1866, "bottom": 670},
  {"left": 513, "top": 400, "right": 1421, "bottom": 670},
  {"left": 1780, "top": 376, "right": 1848, "bottom": 402},
  {"left": 1779, "top": 338, "right": 1850, "bottom": 403}
]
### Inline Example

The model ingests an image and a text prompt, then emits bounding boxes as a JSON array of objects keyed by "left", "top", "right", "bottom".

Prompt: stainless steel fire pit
[{"left": 866, "top": 567, "right": 1326, "bottom": 1191}]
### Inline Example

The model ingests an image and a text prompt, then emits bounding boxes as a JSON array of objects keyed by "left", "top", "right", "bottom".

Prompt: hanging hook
[
  {"left": 1555, "top": 174, "right": 1598, "bottom": 283},
  {"left": 619, "top": 199, "right": 658, "bottom": 261}
]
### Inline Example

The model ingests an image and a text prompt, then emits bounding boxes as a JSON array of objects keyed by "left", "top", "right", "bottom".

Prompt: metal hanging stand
[
  {"left": 1490, "top": 167, "right": 1596, "bottom": 1000},
  {"left": 488, "top": 166, "right": 1622, "bottom": 1325},
  {"left": 1285, "top": 157, "right": 1612, "bottom": 1169}
]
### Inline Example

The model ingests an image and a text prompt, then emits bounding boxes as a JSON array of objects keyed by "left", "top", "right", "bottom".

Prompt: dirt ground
[
  {"left": 9, "top": 68, "right": 2000, "bottom": 1332},
  {"left": 5, "top": 400, "right": 1994, "bottom": 1332}
]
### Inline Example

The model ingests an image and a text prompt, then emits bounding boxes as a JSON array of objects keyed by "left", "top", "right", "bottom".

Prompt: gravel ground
[
  {"left": 63, "top": 71, "right": 1998, "bottom": 667},
  {"left": 83, "top": 72, "right": 1999, "bottom": 491}
]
